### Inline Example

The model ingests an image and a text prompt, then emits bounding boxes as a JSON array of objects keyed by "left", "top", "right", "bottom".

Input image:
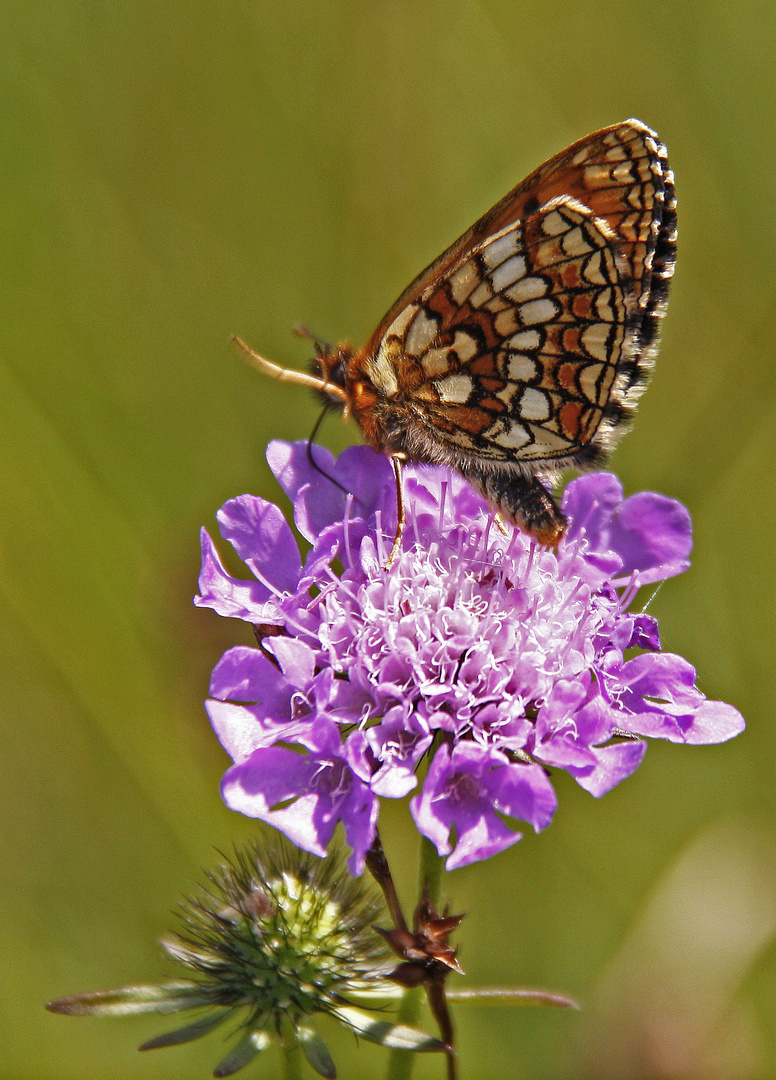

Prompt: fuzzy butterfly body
[{"left": 241, "top": 119, "right": 676, "bottom": 546}]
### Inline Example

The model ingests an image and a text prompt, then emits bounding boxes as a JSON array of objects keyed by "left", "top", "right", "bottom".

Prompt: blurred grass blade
[{"left": 446, "top": 987, "right": 579, "bottom": 1008}]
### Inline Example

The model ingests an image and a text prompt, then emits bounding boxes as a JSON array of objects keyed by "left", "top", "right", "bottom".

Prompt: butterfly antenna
[
  {"left": 293, "top": 323, "right": 334, "bottom": 354},
  {"left": 306, "top": 404, "right": 351, "bottom": 496},
  {"left": 231, "top": 335, "right": 347, "bottom": 402}
]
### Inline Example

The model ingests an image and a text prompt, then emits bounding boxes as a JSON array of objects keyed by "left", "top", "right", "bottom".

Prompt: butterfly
[{"left": 237, "top": 118, "right": 676, "bottom": 553}]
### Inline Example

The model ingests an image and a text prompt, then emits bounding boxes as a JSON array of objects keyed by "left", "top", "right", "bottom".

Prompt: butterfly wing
[
  {"left": 374, "top": 197, "right": 637, "bottom": 469},
  {"left": 362, "top": 118, "right": 675, "bottom": 369},
  {"left": 353, "top": 120, "right": 675, "bottom": 468}
]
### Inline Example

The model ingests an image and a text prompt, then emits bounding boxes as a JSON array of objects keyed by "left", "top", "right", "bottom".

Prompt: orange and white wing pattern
[
  {"left": 364, "top": 118, "right": 675, "bottom": 361},
  {"left": 359, "top": 120, "right": 674, "bottom": 462},
  {"left": 369, "top": 198, "right": 636, "bottom": 466}
]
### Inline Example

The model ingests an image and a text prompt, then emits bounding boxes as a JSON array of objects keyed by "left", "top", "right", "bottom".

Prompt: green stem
[
  {"left": 281, "top": 1025, "right": 303, "bottom": 1080},
  {"left": 384, "top": 986, "right": 423, "bottom": 1080},
  {"left": 418, "top": 834, "right": 443, "bottom": 909},
  {"left": 383, "top": 837, "right": 447, "bottom": 1080}
]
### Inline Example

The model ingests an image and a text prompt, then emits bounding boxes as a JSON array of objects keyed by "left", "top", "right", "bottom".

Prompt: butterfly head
[
  {"left": 314, "top": 343, "right": 386, "bottom": 448},
  {"left": 312, "top": 341, "right": 350, "bottom": 398}
]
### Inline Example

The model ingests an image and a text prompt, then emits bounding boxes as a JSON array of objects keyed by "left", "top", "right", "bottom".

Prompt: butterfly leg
[
  {"left": 493, "top": 513, "right": 509, "bottom": 536},
  {"left": 384, "top": 453, "right": 408, "bottom": 570},
  {"left": 468, "top": 467, "right": 567, "bottom": 547}
]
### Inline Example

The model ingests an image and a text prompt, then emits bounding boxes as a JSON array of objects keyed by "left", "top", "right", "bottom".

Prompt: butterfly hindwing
[
  {"left": 372, "top": 197, "right": 638, "bottom": 470},
  {"left": 363, "top": 119, "right": 676, "bottom": 363},
  {"left": 259, "top": 118, "right": 678, "bottom": 545}
]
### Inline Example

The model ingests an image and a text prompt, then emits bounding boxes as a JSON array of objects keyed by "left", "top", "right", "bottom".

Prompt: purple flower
[
  {"left": 411, "top": 742, "right": 557, "bottom": 871},
  {"left": 196, "top": 442, "right": 744, "bottom": 872}
]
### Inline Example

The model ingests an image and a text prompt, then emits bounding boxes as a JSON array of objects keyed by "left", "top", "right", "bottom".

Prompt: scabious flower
[{"left": 196, "top": 442, "right": 744, "bottom": 874}]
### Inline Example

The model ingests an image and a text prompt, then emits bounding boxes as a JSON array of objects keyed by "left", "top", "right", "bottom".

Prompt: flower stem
[
  {"left": 383, "top": 837, "right": 449, "bottom": 1080},
  {"left": 418, "top": 838, "right": 458, "bottom": 1079},
  {"left": 281, "top": 1026, "right": 303, "bottom": 1080},
  {"left": 418, "top": 835, "right": 443, "bottom": 909},
  {"left": 384, "top": 987, "right": 423, "bottom": 1080},
  {"left": 366, "top": 831, "right": 409, "bottom": 933}
]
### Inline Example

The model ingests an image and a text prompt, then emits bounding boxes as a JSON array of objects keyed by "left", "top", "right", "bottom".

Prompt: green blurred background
[{"left": 3, "top": 2, "right": 775, "bottom": 1077}]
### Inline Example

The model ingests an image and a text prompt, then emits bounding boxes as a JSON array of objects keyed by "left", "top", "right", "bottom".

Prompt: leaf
[
  {"left": 139, "top": 1009, "right": 233, "bottom": 1049},
  {"left": 213, "top": 1029, "right": 271, "bottom": 1077},
  {"left": 46, "top": 981, "right": 213, "bottom": 1016},
  {"left": 298, "top": 1026, "right": 337, "bottom": 1079},
  {"left": 446, "top": 986, "right": 579, "bottom": 1009},
  {"left": 332, "top": 1006, "right": 445, "bottom": 1052}
]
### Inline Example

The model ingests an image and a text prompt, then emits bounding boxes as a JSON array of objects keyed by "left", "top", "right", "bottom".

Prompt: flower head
[
  {"left": 47, "top": 841, "right": 444, "bottom": 1076},
  {"left": 197, "top": 443, "right": 744, "bottom": 872}
]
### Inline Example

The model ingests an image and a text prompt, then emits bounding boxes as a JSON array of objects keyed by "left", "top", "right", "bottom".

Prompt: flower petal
[
  {"left": 608, "top": 492, "right": 692, "bottom": 577},
  {"left": 266, "top": 637, "right": 316, "bottom": 688},
  {"left": 195, "top": 529, "right": 280, "bottom": 620},
  {"left": 208, "top": 646, "right": 278, "bottom": 700},
  {"left": 221, "top": 748, "right": 331, "bottom": 857},
  {"left": 563, "top": 474, "right": 692, "bottom": 582},
  {"left": 207, "top": 699, "right": 288, "bottom": 761},
  {"left": 562, "top": 473, "right": 624, "bottom": 548},
  {"left": 410, "top": 744, "right": 556, "bottom": 870},
  {"left": 334, "top": 445, "right": 395, "bottom": 522},
  {"left": 681, "top": 699, "right": 746, "bottom": 744},
  {"left": 567, "top": 738, "right": 647, "bottom": 796},
  {"left": 266, "top": 439, "right": 335, "bottom": 505},
  {"left": 216, "top": 495, "right": 301, "bottom": 593}
]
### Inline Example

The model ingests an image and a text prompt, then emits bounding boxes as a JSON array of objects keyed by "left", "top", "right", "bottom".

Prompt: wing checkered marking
[
  {"left": 372, "top": 198, "right": 635, "bottom": 464},
  {"left": 362, "top": 120, "right": 675, "bottom": 395}
]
